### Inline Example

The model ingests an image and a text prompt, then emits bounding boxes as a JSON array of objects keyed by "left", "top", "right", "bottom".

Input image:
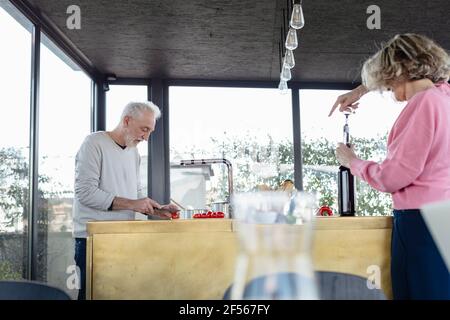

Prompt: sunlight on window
[
  {"left": 38, "top": 33, "right": 91, "bottom": 294},
  {"left": 0, "top": 4, "right": 33, "bottom": 280},
  {"left": 169, "top": 87, "right": 294, "bottom": 209}
]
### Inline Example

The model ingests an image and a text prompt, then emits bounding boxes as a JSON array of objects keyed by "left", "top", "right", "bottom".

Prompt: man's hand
[
  {"left": 151, "top": 203, "right": 181, "bottom": 220},
  {"left": 131, "top": 197, "right": 162, "bottom": 215},
  {"left": 160, "top": 203, "right": 180, "bottom": 213},
  {"left": 336, "top": 143, "right": 358, "bottom": 168}
]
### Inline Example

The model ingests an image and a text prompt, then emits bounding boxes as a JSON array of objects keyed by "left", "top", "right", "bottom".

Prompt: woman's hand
[
  {"left": 328, "top": 85, "right": 368, "bottom": 117},
  {"left": 336, "top": 143, "right": 358, "bottom": 168}
]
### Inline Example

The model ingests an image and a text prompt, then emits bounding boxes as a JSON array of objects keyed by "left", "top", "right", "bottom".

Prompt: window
[
  {"left": 0, "top": 3, "right": 33, "bottom": 280},
  {"left": 300, "top": 89, "right": 406, "bottom": 216},
  {"left": 106, "top": 85, "right": 149, "bottom": 196},
  {"left": 169, "top": 86, "right": 293, "bottom": 209},
  {"left": 37, "top": 34, "right": 92, "bottom": 296}
]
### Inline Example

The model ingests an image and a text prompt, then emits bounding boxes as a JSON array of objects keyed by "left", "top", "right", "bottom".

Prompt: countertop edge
[{"left": 87, "top": 216, "right": 393, "bottom": 235}]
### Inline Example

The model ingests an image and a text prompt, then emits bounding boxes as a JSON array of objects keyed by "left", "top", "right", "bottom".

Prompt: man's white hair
[{"left": 121, "top": 101, "right": 161, "bottom": 121}]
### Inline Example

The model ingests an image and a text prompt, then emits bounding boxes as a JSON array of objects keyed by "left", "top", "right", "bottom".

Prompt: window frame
[{"left": 5, "top": 0, "right": 98, "bottom": 281}]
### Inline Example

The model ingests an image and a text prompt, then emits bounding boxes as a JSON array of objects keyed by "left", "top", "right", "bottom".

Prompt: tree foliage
[
  {"left": 177, "top": 133, "right": 393, "bottom": 216},
  {"left": 0, "top": 148, "right": 29, "bottom": 229},
  {"left": 0, "top": 148, "right": 60, "bottom": 230}
]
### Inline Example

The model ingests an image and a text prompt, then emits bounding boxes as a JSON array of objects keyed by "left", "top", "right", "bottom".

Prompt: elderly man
[{"left": 72, "top": 101, "right": 178, "bottom": 300}]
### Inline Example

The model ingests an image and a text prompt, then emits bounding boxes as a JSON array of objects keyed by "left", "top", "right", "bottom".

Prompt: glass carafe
[{"left": 230, "top": 191, "right": 318, "bottom": 300}]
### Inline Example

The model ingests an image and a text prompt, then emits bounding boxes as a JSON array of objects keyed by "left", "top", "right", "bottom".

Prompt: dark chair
[
  {"left": 0, "top": 280, "right": 72, "bottom": 300},
  {"left": 223, "top": 271, "right": 386, "bottom": 300}
]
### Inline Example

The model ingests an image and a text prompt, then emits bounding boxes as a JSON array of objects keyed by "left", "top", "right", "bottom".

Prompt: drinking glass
[{"left": 230, "top": 191, "right": 318, "bottom": 300}]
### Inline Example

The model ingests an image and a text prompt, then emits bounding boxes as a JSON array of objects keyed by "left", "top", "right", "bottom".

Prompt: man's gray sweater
[{"left": 72, "top": 132, "right": 143, "bottom": 238}]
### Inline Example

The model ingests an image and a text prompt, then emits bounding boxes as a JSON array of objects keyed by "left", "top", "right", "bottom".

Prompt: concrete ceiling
[{"left": 26, "top": 0, "right": 450, "bottom": 83}]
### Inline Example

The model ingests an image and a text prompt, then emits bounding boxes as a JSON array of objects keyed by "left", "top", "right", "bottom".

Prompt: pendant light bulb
[
  {"left": 284, "top": 49, "right": 295, "bottom": 69},
  {"left": 285, "top": 28, "right": 298, "bottom": 50},
  {"left": 278, "top": 80, "right": 288, "bottom": 94},
  {"left": 280, "top": 64, "right": 292, "bottom": 81},
  {"left": 290, "top": 4, "right": 305, "bottom": 29}
]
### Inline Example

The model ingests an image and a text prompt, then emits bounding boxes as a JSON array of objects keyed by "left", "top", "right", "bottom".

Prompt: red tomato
[
  {"left": 193, "top": 213, "right": 200, "bottom": 219},
  {"left": 171, "top": 212, "right": 179, "bottom": 219},
  {"left": 217, "top": 212, "right": 225, "bottom": 218},
  {"left": 317, "top": 206, "right": 333, "bottom": 216},
  {"left": 211, "top": 212, "right": 218, "bottom": 218}
]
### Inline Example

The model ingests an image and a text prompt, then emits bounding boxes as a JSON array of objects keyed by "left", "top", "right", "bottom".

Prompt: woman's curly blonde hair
[{"left": 362, "top": 33, "right": 450, "bottom": 91}]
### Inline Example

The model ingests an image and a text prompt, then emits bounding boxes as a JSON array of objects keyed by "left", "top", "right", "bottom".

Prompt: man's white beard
[{"left": 124, "top": 131, "right": 138, "bottom": 148}]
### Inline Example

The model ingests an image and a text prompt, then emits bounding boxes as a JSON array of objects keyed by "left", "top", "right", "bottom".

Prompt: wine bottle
[{"left": 338, "top": 113, "right": 356, "bottom": 216}]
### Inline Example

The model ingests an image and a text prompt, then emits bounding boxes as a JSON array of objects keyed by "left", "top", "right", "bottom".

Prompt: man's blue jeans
[{"left": 74, "top": 238, "right": 86, "bottom": 300}]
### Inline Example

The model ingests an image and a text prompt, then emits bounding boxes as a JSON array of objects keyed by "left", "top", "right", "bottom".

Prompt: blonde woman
[{"left": 329, "top": 34, "right": 450, "bottom": 300}]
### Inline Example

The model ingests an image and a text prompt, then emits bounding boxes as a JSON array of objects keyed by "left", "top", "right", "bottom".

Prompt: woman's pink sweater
[{"left": 350, "top": 82, "right": 450, "bottom": 209}]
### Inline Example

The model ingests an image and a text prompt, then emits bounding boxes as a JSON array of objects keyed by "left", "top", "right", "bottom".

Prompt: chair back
[
  {"left": 0, "top": 280, "right": 71, "bottom": 300},
  {"left": 223, "top": 271, "right": 386, "bottom": 300}
]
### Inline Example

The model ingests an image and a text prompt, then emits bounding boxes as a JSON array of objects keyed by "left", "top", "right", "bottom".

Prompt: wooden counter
[{"left": 86, "top": 216, "right": 392, "bottom": 299}]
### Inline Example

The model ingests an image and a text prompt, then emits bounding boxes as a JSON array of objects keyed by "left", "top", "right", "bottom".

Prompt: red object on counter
[
  {"left": 171, "top": 212, "right": 180, "bottom": 219},
  {"left": 193, "top": 211, "right": 225, "bottom": 219},
  {"left": 317, "top": 206, "right": 333, "bottom": 216}
]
